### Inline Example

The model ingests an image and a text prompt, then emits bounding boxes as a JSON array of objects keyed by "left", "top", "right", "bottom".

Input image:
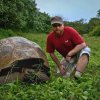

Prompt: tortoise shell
[{"left": 0, "top": 36, "right": 50, "bottom": 83}]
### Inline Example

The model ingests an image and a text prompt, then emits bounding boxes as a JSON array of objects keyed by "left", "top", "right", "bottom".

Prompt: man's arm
[
  {"left": 67, "top": 27, "right": 86, "bottom": 57},
  {"left": 67, "top": 42, "right": 86, "bottom": 57},
  {"left": 50, "top": 53, "right": 61, "bottom": 67},
  {"left": 66, "top": 42, "right": 86, "bottom": 62},
  {"left": 50, "top": 52, "right": 66, "bottom": 75}
]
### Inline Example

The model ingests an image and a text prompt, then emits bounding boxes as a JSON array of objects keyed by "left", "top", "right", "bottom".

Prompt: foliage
[
  {"left": 0, "top": 28, "right": 15, "bottom": 39},
  {"left": 88, "top": 17, "right": 100, "bottom": 32},
  {"left": 31, "top": 12, "right": 51, "bottom": 33},
  {"left": 64, "top": 19, "right": 88, "bottom": 34},
  {"left": 97, "top": 9, "right": 100, "bottom": 18},
  {"left": 0, "top": 0, "right": 100, "bottom": 34},
  {"left": 0, "top": 0, "right": 51, "bottom": 33},
  {"left": 89, "top": 26, "right": 100, "bottom": 36},
  {"left": 0, "top": 34, "right": 100, "bottom": 100}
]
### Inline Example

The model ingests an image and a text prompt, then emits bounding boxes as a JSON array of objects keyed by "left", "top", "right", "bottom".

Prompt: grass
[{"left": 0, "top": 33, "right": 100, "bottom": 100}]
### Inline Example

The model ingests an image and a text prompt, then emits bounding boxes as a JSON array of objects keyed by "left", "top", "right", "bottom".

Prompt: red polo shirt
[{"left": 46, "top": 26, "right": 85, "bottom": 58}]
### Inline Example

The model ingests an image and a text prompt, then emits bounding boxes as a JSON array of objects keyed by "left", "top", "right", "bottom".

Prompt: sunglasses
[{"left": 52, "top": 23, "right": 62, "bottom": 27}]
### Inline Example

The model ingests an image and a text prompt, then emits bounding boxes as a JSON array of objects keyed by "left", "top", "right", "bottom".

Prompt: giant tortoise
[{"left": 0, "top": 36, "right": 50, "bottom": 84}]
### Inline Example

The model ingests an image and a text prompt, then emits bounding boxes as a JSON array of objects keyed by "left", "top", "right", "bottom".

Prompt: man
[{"left": 46, "top": 16, "right": 91, "bottom": 79}]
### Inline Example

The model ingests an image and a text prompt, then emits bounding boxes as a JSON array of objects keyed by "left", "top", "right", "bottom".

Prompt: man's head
[
  {"left": 51, "top": 16, "right": 64, "bottom": 25},
  {"left": 51, "top": 16, "right": 64, "bottom": 36}
]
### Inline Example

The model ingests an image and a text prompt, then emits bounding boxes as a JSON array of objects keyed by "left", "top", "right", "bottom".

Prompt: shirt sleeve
[
  {"left": 68, "top": 27, "right": 85, "bottom": 45},
  {"left": 46, "top": 36, "right": 55, "bottom": 53}
]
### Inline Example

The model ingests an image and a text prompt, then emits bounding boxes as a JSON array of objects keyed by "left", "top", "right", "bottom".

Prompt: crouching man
[{"left": 46, "top": 16, "right": 91, "bottom": 79}]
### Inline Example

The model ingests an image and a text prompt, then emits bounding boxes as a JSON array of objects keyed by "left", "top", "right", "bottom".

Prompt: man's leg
[
  {"left": 60, "top": 57, "right": 76, "bottom": 77},
  {"left": 75, "top": 54, "right": 89, "bottom": 78},
  {"left": 57, "top": 58, "right": 68, "bottom": 75}
]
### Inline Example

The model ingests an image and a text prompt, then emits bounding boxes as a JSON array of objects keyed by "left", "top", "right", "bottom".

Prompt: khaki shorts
[{"left": 57, "top": 46, "right": 91, "bottom": 75}]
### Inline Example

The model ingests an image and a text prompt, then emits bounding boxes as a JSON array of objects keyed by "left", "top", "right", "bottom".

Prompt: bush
[
  {"left": 0, "top": 28, "right": 15, "bottom": 39},
  {"left": 89, "top": 26, "right": 100, "bottom": 36}
]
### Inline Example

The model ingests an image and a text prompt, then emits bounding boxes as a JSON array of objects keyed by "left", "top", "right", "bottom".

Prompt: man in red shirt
[{"left": 46, "top": 16, "right": 91, "bottom": 79}]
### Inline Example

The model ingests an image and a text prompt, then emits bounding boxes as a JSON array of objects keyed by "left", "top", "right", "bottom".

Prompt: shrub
[
  {"left": 89, "top": 26, "right": 100, "bottom": 36},
  {"left": 0, "top": 28, "right": 15, "bottom": 39}
]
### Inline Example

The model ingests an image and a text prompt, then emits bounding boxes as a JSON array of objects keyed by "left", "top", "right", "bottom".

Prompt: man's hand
[
  {"left": 66, "top": 55, "right": 71, "bottom": 62},
  {"left": 59, "top": 65, "right": 66, "bottom": 75}
]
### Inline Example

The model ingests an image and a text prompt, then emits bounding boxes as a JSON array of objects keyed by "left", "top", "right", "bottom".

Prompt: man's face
[{"left": 52, "top": 23, "right": 64, "bottom": 36}]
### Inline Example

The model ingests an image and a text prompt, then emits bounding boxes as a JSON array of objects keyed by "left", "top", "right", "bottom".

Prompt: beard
[{"left": 54, "top": 30, "right": 63, "bottom": 37}]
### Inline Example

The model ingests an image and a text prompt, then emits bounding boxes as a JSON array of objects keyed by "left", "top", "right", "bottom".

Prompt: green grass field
[{"left": 0, "top": 33, "right": 100, "bottom": 100}]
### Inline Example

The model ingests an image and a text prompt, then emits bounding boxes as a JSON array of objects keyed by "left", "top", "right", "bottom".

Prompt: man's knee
[{"left": 79, "top": 53, "right": 89, "bottom": 62}]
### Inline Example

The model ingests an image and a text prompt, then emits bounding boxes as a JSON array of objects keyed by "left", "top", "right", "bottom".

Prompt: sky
[{"left": 35, "top": 0, "right": 100, "bottom": 22}]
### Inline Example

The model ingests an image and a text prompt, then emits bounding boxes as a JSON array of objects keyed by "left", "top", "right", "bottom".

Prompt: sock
[{"left": 74, "top": 70, "right": 82, "bottom": 78}]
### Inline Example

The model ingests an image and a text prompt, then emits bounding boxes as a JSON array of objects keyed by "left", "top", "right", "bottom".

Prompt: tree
[
  {"left": 89, "top": 26, "right": 100, "bottom": 36},
  {"left": 0, "top": 0, "right": 38, "bottom": 29},
  {"left": 97, "top": 9, "right": 100, "bottom": 18},
  {"left": 0, "top": 0, "right": 51, "bottom": 33},
  {"left": 88, "top": 18, "right": 100, "bottom": 31},
  {"left": 64, "top": 19, "right": 88, "bottom": 34}
]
